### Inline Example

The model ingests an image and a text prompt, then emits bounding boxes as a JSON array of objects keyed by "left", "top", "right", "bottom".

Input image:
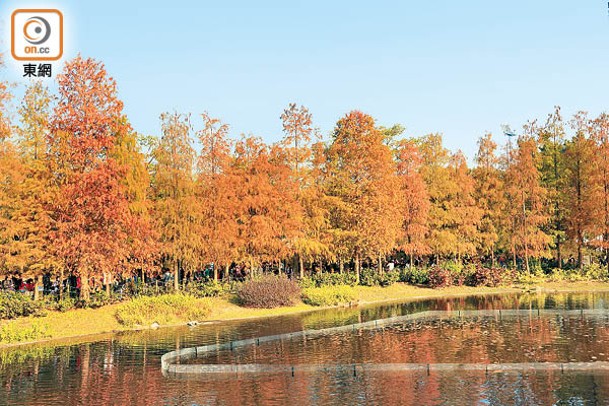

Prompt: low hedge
[
  {"left": 0, "top": 292, "right": 44, "bottom": 320},
  {"left": 302, "top": 285, "right": 357, "bottom": 307},
  {"left": 114, "top": 294, "right": 212, "bottom": 327},
  {"left": 237, "top": 275, "right": 301, "bottom": 308}
]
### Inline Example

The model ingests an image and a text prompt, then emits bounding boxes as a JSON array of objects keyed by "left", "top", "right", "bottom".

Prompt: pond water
[{"left": 3, "top": 292, "right": 609, "bottom": 405}]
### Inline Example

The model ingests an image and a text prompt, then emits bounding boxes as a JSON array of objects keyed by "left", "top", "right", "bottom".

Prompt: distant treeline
[{"left": 1, "top": 56, "right": 608, "bottom": 300}]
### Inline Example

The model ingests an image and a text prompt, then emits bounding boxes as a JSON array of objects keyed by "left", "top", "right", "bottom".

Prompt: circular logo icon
[{"left": 23, "top": 16, "right": 51, "bottom": 45}]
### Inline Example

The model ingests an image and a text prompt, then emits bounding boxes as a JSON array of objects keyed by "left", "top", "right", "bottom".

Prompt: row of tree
[{"left": 1, "top": 56, "right": 609, "bottom": 300}]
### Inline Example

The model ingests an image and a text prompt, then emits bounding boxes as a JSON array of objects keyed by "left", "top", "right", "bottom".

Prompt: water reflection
[{"left": 2, "top": 292, "right": 609, "bottom": 405}]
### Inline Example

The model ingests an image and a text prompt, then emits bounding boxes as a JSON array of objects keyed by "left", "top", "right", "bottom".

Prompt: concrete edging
[{"left": 161, "top": 308, "right": 609, "bottom": 377}]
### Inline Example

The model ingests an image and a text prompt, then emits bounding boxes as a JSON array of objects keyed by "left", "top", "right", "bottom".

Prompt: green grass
[
  {"left": 5, "top": 281, "right": 609, "bottom": 347},
  {"left": 114, "top": 294, "right": 212, "bottom": 327},
  {"left": 0, "top": 320, "right": 49, "bottom": 344},
  {"left": 302, "top": 285, "right": 358, "bottom": 306}
]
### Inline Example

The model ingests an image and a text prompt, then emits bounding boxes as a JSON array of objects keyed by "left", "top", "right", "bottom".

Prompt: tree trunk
[
  {"left": 213, "top": 264, "right": 218, "bottom": 283},
  {"left": 174, "top": 261, "right": 179, "bottom": 291},
  {"left": 377, "top": 253, "right": 383, "bottom": 274},
  {"left": 577, "top": 231, "right": 583, "bottom": 269},
  {"left": 339, "top": 258, "right": 344, "bottom": 274},
  {"left": 355, "top": 253, "right": 361, "bottom": 285},
  {"left": 80, "top": 271, "right": 90, "bottom": 302},
  {"left": 299, "top": 255, "right": 304, "bottom": 278},
  {"left": 104, "top": 272, "right": 111, "bottom": 295},
  {"left": 556, "top": 238, "right": 562, "bottom": 269},
  {"left": 512, "top": 248, "right": 517, "bottom": 270},
  {"left": 34, "top": 275, "right": 43, "bottom": 301},
  {"left": 225, "top": 263, "right": 230, "bottom": 282}
]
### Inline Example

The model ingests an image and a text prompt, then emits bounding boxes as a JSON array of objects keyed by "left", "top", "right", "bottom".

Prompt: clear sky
[{"left": 1, "top": 0, "right": 609, "bottom": 159}]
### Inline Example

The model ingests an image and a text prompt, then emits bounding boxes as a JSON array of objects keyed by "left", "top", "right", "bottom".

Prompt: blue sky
[{"left": 1, "top": 0, "right": 609, "bottom": 159}]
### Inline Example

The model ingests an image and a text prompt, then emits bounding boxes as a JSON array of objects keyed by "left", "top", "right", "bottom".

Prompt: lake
[{"left": 3, "top": 292, "right": 609, "bottom": 405}]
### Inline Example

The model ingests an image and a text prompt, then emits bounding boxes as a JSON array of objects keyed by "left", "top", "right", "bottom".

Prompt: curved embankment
[{"left": 161, "top": 309, "right": 609, "bottom": 378}]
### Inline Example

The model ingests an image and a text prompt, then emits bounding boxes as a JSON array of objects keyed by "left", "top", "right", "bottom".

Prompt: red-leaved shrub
[
  {"left": 467, "top": 266, "right": 505, "bottom": 287},
  {"left": 237, "top": 275, "right": 302, "bottom": 308},
  {"left": 427, "top": 266, "right": 454, "bottom": 288}
]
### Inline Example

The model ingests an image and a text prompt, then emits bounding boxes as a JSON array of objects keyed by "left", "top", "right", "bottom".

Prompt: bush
[
  {"left": 467, "top": 266, "right": 505, "bottom": 287},
  {"left": 114, "top": 294, "right": 212, "bottom": 327},
  {"left": 359, "top": 269, "right": 400, "bottom": 287},
  {"left": 87, "top": 291, "right": 118, "bottom": 309},
  {"left": 45, "top": 297, "right": 77, "bottom": 312},
  {"left": 400, "top": 267, "right": 429, "bottom": 285},
  {"left": 237, "top": 275, "right": 301, "bottom": 308},
  {"left": 301, "top": 272, "right": 358, "bottom": 288},
  {"left": 360, "top": 269, "right": 380, "bottom": 287},
  {"left": 0, "top": 320, "right": 49, "bottom": 344},
  {"left": 298, "top": 277, "right": 317, "bottom": 289},
  {"left": 583, "top": 263, "right": 608, "bottom": 280},
  {"left": 427, "top": 266, "right": 453, "bottom": 288},
  {"left": 379, "top": 270, "right": 400, "bottom": 286},
  {"left": 302, "top": 285, "right": 357, "bottom": 306},
  {"left": 0, "top": 292, "right": 44, "bottom": 320},
  {"left": 184, "top": 281, "right": 230, "bottom": 298}
]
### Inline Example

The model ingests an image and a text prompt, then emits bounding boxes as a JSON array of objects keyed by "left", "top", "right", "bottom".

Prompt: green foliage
[
  {"left": 583, "top": 263, "right": 608, "bottom": 280},
  {"left": 302, "top": 285, "right": 357, "bottom": 306},
  {"left": 184, "top": 281, "right": 233, "bottom": 298},
  {"left": 44, "top": 297, "right": 77, "bottom": 312},
  {"left": 114, "top": 294, "right": 212, "bottom": 327},
  {"left": 360, "top": 269, "right": 400, "bottom": 287},
  {"left": 0, "top": 320, "right": 49, "bottom": 344},
  {"left": 399, "top": 267, "right": 429, "bottom": 285},
  {"left": 0, "top": 293, "right": 44, "bottom": 320},
  {"left": 300, "top": 273, "right": 358, "bottom": 288},
  {"left": 237, "top": 275, "right": 302, "bottom": 308},
  {"left": 87, "top": 291, "right": 118, "bottom": 308}
]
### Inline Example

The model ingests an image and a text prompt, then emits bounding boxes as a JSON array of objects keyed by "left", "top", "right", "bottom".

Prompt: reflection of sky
[
  {"left": 194, "top": 311, "right": 609, "bottom": 365},
  {"left": 2, "top": 1, "right": 608, "bottom": 161},
  {"left": 4, "top": 292, "right": 609, "bottom": 404}
]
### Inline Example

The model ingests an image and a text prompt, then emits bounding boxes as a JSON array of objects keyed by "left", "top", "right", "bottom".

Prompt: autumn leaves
[{"left": 1, "top": 56, "right": 609, "bottom": 302}]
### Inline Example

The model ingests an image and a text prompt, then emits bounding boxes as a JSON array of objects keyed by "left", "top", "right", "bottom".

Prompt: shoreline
[{"left": 3, "top": 281, "right": 609, "bottom": 350}]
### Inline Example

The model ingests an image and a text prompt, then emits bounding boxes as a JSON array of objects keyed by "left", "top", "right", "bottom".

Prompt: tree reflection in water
[{"left": 3, "top": 292, "right": 609, "bottom": 405}]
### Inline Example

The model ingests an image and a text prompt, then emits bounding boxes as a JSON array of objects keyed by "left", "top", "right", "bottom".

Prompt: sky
[{"left": 1, "top": 0, "right": 609, "bottom": 159}]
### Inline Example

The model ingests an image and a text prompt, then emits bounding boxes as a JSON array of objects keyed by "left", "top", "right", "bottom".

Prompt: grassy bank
[{"left": 2, "top": 280, "right": 609, "bottom": 348}]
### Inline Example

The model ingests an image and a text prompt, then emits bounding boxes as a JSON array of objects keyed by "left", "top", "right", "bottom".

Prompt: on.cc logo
[
  {"left": 23, "top": 16, "right": 51, "bottom": 45},
  {"left": 11, "top": 9, "right": 63, "bottom": 61}
]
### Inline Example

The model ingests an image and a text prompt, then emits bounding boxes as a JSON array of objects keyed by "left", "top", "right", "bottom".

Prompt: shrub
[
  {"left": 359, "top": 269, "right": 400, "bottom": 287},
  {"left": 0, "top": 292, "right": 44, "bottom": 320},
  {"left": 360, "top": 269, "right": 380, "bottom": 287},
  {"left": 184, "top": 281, "right": 230, "bottom": 298},
  {"left": 237, "top": 275, "right": 301, "bottom": 308},
  {"left": 379, "top": 270, "right": 400, "bottom": 286},
  {"left": 86, "top": 291, "right": 118, "bottom": 309},
  {"left": 400, "top": 267, "right": 429, "bottom": 285},
  {"left": 298, "top": 277, "right": 317, "bottom": 289},
  {"left": 427, "top": 266, "right": 453, "bottom": 288},
  {"left": 302, "top": 285, "right": 357, "bottom": 306},
  {"left": 442, "top": 260, "right": 463, "bottom": 274},
  {"left": 0, "top": 320, "right": 49, "bottom": 344},
  {"left": 114, "top": 294, "right": 212, "bottom": 327},
  {"left": 467, "top": 266, "right": 505, "bottom": 287},
  {"left": 517, "top": 271, "right": 546, "bottom": 285},
  {"left": 583, "top": 263, "right": 608, "bottom": 280},
  {"left": 302, "top": 272, "right": 358, "bottom": 288},
  {"left": 45, "top": 297, "right": 78, "bottom": 313}
]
